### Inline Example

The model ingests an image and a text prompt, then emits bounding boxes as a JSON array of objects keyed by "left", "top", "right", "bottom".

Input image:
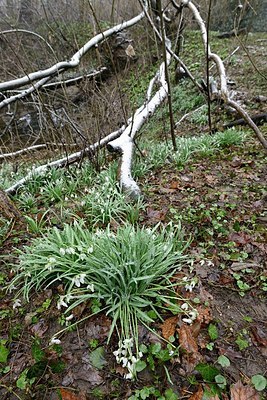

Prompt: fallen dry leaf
[
  {"left": 60, "top": 388, "right": 86, "bottom": 400},
  {"left": 161, "top": 316, "right": 179, "bottom": 340},
  {"left": 178, "top": 324, "right": 198, "bottom": 354},
  {"left": 188, "top": 385, "right": 203, "bottom": 400},
  {"left": 196, "top": 305, "right": 213, "bottom": 327},
  {"left": 177, "top": 324, "right": 202, "bottom": 373},
  {"left": 230, "top": 380, "right": 260, "bottom": 400}
]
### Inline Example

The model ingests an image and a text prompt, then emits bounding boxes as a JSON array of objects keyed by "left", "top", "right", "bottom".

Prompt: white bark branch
[
  {"left": 182, "top": 0, "right": 267, "bottom": 150},
  {"left": 4, "top": 126, "right": 125, "bottom": 195},
  {"left": 0, "top": 10, "right": 145, "bottom": 99},
  {"left": 107, "top": 38, "right": 172, "bottom": 198}
]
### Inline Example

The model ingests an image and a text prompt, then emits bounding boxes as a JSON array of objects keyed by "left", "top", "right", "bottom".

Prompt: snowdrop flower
[
  {"left": 48, "top": 257, "right": 56, "bottom": 263},
  {"left": 125, "top": 372, "right": 133, "bottom": 380},
  {"left": 50, "top": 337, "right": 61, "bottom": 345},
  {"left": 65, "top": 314, "right": 74, "bottom": 321},
  {"left": 13, "top": 299, "right": 22, "bottom": 309},
  {"left": 79, "top": 253, "right": 87, "bottom": 261},
  {"left": 182, "top": 317, "right": 193, "bottom": 324},
  {"left": 87, "top": 246, "right": 94, "bottom": 254},
  {"left": 57, "top": 296, "right": 68, "bottom": 309},
  {"left": 73, "top": 273, "right": 86, "bottom": 287},
  {"left": 185, "top": 279, "right": 197, "bottom": 292},
  {"left": 123, "top": 338, "right": 133, "bottom": 347},
  {"left": 65, "top": 247, "right": 75, "bottom": 255},
  {"left": 189, "top": 310, "right": 198, "bottom": 321},
  {"left": 181, "top": 302, "right": 189, "bottom": 311},
  {"left": 121, "top": 357, "right": 128, "bottom": 368},
  {"left": 59, "top": 248, "right": 66, "bottom": 255},
  {"left": 86, "top": 283, "right": 94, "bottom": 292}
]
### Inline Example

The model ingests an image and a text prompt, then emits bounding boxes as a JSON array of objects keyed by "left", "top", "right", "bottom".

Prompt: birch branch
[
  {"left": 0, "top": 10, "right": 145, "bottom": 95},
  {"left": 182, "top": 0, "right": 267, "bottom": 150},
  {"left": 0, "top": 143, "right": 78, "bottom": 161},
  {"left": 4, "top": 126, "right": 126, "bottom": 195},
  {"left": 107, "top": 39, "right": 172, "bottom": 199}
]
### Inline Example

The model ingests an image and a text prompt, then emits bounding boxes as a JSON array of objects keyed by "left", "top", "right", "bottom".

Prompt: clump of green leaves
[{"left": 11, "top": 221, "right": 188, "bottom": 353}]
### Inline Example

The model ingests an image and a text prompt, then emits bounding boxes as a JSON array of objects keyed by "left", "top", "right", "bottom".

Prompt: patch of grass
[{"left": 134, "top": 129, "right": 247, "bottom": 177}]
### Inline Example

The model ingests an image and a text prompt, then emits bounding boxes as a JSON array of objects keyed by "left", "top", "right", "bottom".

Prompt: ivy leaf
[
  {"left": 217, "top": 355, "right": 230, "bottom": 368},
  {"left": 135, "top": 360, "right": 147, "bottom": 373},
  {"left": 88, "top": 346, "right": 107, "bottom": 370},
  {"left": 208, "top": 323, "right": 218, "bottom": 341},
  {"left": 251, "top": 374, "right": 267, "bottom": 391},
  {"left": 195, "top": 363, "right": 220, "bottom": 382},
  {"left": 0, "top": 341, "right": 9, "bottom": 363},
  {"left": 215, "top": 374, "right": 227, "bottom": 388}
]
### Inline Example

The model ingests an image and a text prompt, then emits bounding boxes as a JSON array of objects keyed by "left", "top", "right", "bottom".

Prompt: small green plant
[
  {"left": 11, "top": 221, "right": 189, "bottom": 379},
  {"left": 24, "top": 210, "right": 50, "bottom": 234},
  {"left": 235, "top": 330, "right": 250, "bottom": 351},
  {"left": 251, "top": 374, "right": 267, "bottom": 392},
  {"left": 81, "top": 167, "right": 145, "bottom": 226}
]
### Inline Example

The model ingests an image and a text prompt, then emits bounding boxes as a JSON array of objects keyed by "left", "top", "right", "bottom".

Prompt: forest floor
[{"left": 0, "top": 29, "right": 266, "bottom": 400}]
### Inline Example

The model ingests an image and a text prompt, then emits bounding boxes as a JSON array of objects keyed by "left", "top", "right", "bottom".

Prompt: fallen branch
[
  {"left": 107, "top": 37, "right": 172, "bottom": 199},
  {"left": 5, "top": 126, "right": 125, "bottom": 195},
  {"left": 223, "top": 113, "right": 267, "bottom": 129},
  {"left": 182, "top": 0, "right": 267, "bottom": 150},
  {"left": 0, "top": 143, "right": 78, "bottom": 161},
  {"left": 0, "top": 10, "right": 146, "bottom": 109}
]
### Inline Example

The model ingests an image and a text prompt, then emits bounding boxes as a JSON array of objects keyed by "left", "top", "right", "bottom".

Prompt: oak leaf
[
  {"left": 230, "top": 380, "right": 260, "bottom": 400},
  {"left": 188, "top": 385, "right": 203, "bottom": 400},
  {"left": 60, "top": 388, "right": 86, "bottom": 400},
  {"left": 161, "top": 316, "right": 178, "bottom": 340}
]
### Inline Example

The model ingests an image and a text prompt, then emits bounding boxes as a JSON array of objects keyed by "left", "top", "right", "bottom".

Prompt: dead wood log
[
  {"left": 0, "top": 10, "right": 146, "bottom": 109},
  {"left": 0, "top": 188, "right": 22, "bottom": 220},
  {"left": 224, "top": 113, "right": 267, "bottom": 129},
  {"left": 217, "top": 28, "right": 247, "bottom": 39}
]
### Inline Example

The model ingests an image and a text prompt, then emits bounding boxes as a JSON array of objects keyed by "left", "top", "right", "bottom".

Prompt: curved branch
[
  {"left": 0, "top": 29, "right": 56, "bottom": 58},
  {"left": 182, "top": 0, "right": 267, "bottom": 150},
  {"left": 0, "top": 10, "right": 146, "bottom": 94}
]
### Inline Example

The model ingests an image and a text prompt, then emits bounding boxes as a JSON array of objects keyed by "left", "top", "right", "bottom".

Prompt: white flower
[
  {"left": 169, "top": 350, "right": 174, "bottom": 356},
  {"left": 57, "top": 296, "right": 68, "bottom": 309},
  {"left": 182, "top": 276, "right": 188, "bottom": 281},
  {"left": 181, "top": 302, "right": 189, "bottom": 310},
  {"left": 125, "top": 372, "right": 133, "bottom": 380},
  {"left": 121, "top": 357, "right": 128, "bottom": 368},
  {"left": 65, "top": 314, "right": 74, "bottom": 321},
  {"left": 59, "top": 248, "right": 66, "bottom": 255},
  {"left": 138, "top": 351, "right": 143, "bottom": 358},
  {"left": 73, "top": 273, "right": 86, "bottom": 287},
  {"left": 13, "top": 299, "right": 22, "bottom": 309},
  {"left": 48, "top": 257, "right": 56, "bottom": 263},
  {"left": 182, "top": 317, "right": 193, "bottom": 324},
  {"left": 189, "top": 310, "right": 198, "bottom": 321},
  {"left": 66, "top": 247, "right": 75, "bottom": 255},
  {"left": 123, "top": 338, "right": 133, "bottom": 347},
  {"left": 86, "top": 283, "right": 94, "bottom": 292},
  {"left": 50, "top": 337, "right": 61, "bottom": 345},
  {"left": 87, "top": 246, "right": 94, "bottom": 254},
  {"left": 79, "top": 253, "right": 87, "bottom": 261}
]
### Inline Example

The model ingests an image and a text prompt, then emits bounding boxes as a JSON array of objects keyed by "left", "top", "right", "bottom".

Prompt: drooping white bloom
[
  {"left": 13, "top": 299, "right": 22, "bottom": 309},
  {"left": 73, "top": 273, "right": 86, "bottom": 287},
  {"left": 50, "top": 337, "right": 61, "bottom": 345}
]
